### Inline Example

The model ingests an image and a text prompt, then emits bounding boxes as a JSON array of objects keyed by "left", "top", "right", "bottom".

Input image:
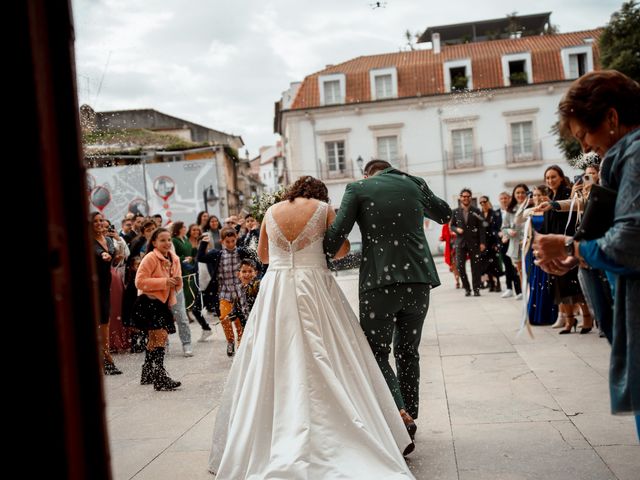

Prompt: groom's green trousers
[{"left": 359, "top": 283, "right": 430, "bottom": 419}]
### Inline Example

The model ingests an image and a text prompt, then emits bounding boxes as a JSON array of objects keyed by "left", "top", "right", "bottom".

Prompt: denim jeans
[
  {"left": 172, "top": 289, "right": 192, "bottom": 347},
  {"left": 578, "top": 267, "right": 613, "bottom": 342}
]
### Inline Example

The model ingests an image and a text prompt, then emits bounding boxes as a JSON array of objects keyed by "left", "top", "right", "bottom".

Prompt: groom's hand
[{"left": 456, "top": 227, "right": 464, "bottom": 234}]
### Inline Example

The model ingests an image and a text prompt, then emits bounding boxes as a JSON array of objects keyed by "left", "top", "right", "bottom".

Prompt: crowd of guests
[
  {"left": 91, "top": 209, "right": 262, "bottom": 390},
  {"left": 442, "top": 166, "right": 599, "bottom": 333},
  {"left": 442, "top": 70, "right": 639, "bottom": 437}
]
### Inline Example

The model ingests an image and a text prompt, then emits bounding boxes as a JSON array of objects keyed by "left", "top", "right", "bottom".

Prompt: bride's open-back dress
[{"left": 209, "top": 201, "right": 415, "bottom": 479}]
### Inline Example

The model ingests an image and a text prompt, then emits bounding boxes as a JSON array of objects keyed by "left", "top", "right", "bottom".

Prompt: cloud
[{"left": 73, "top": 0, "right": 619, "bottom": 154}]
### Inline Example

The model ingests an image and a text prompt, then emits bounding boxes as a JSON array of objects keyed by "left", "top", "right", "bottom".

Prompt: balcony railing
[
  {"left": 505, "top": 140, "right": 542, "bottom": 165},
  {"left": 319, "top": 157, "right": 354, "bottom": 181},
  {"left": 445, "top": 148, "right": 483, "bottom": 170}
]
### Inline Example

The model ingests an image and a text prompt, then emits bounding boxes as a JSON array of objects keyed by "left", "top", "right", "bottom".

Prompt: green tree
[
  {"left": 600, "top": 1, "right": 640, "bottom": 81},
  {"left": 555, "top": 1, "right": 639, "bottom": 160},
  {"left": 551, "top": 121, "right": 582, "bottom": 162}
]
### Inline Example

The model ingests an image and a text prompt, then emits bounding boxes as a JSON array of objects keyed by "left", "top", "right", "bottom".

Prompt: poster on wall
[{"left": 88, "top": 159, "right": 223, "bottom": 225}]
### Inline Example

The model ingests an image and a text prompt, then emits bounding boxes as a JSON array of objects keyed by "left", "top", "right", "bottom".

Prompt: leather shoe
[
  {"left": 400, "top": 409, "right": 417, "bottom": 439},
  {"left": 403, "top": 441, "right": 415, "bottom": 456}
]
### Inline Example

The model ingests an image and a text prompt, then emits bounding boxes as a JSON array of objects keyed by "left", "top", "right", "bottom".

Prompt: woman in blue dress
[{"left": 519, "top": 185, "right": 558, "bottom": 325}]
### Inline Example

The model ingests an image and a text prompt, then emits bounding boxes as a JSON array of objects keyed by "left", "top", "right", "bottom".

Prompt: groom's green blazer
[{"left": 324, "top": 168, "right": 452, "bottom": 292}]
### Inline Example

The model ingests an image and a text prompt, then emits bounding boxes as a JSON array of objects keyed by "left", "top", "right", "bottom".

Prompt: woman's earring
[{"left": 609, "top": 130, "right": 615, "bottom": 135}]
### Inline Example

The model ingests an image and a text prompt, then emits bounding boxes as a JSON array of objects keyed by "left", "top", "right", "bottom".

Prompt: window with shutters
[
  {"left": 326, "top": 141, "right": 345, "bottom": 172},
  {"left": 318, "top": 73, "right": 346, "bottom": 105},
  {"left": 369, "top": 67, "right": 398, "bottom": 100},
  {"left": 561, "top": 46, "right": 594, "bottom": 80},
  {"left": 376, "top": 136, "right": 399, "bottom": 167},
  {"left": 511, "top": 121, "right": 533, "bottom": 158},
  {"left": 451, "top": 129, "right": 474, "bottom": 166}
]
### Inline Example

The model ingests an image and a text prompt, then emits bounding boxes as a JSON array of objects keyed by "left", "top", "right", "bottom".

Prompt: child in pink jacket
[{"left": 133, "top": 228, "right": 183, "bottom": 391}]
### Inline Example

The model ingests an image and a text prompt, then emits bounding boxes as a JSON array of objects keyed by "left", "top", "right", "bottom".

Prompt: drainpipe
[{"left": 437, "top": 107, "right": 448, "bottom": 202}]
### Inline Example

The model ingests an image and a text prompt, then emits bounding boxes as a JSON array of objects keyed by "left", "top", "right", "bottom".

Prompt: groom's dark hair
[{"left": 364, "top": 159, "right": 391, "bottom": 176}]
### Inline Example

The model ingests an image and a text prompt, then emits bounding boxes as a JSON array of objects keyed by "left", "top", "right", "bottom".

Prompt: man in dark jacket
[
  {"left": 324, "top": 160, "right": 451, "bottom": 447},
  {"left": 450, "top": 188, "right": 486, "bottom": 296}
]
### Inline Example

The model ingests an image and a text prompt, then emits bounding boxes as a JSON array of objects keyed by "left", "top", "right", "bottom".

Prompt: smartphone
[{"left": 583, "top": 174, "right": 593, "bottom": 185}]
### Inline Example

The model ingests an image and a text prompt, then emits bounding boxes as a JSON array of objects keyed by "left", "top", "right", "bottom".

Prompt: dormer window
[
  {"left": 324, "top": 81, "right": 341, "bottom": 103},
  {"left": 508, "top": 60, "right": 526, "bottom": 85},
  {"left": 501, "top": 52, "right": 532, "bottom": 86},
  {"left": 318, "top": 73, "right": 346, "bottom": 105},
  {"left": 369, "top": 67, "right": 398, "bottom": 100},
  {"left": 444, "top": 59, "right": 473, "bottom": 92},
  {"left": 561, "top": 46, "right": 594, "bottom": 80}
]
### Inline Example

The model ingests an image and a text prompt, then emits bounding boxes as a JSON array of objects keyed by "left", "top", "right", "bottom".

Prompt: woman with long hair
[
  {"left": 501, "top": 184, "right": 529, "bottom": 299},
  {"left": 479, "top": 196, "right": 503, "bottom": 292},
  {"left": 542, "top": 165, "right": 592, "bottom": 333},
  {"left": 91, "top": 212, "right": 122, "bottom": 375}
]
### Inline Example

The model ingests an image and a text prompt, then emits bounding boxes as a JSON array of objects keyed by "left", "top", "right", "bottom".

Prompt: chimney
[{"left": 432, "top": 32, "right": 441, "bottom": 54}]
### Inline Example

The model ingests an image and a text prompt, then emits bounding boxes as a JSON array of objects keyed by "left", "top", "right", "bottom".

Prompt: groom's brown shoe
[
  {"left": 400, "top": 409, "right": 417, "bottom": 440},
  {"left": 400, "top": 409, "right": 417, "bottom": 456}
]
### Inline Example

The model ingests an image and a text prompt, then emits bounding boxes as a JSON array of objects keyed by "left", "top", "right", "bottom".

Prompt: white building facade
[
  {"left": 259, "top": 143, "right": 286, "bottom": 193},
  {"left": 277, "top": 29, "right": 601, "bottom": 250}
]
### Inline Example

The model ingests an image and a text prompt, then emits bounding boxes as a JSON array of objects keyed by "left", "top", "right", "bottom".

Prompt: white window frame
[
  {"left": 443, "top": 59, "right": 473, "bottom": 92},
  {"left": 503, "top": 108, "right": 539, "bottom": 164},
  {"left": 450, "top": 128, "right": 475, "bottom": 166},
  {"left": 325, "top": 140, "right": 347, "bottom": 175},
  {"left": 376, "top": 135, "right": 400, "bottom": 167},
  {"left": 510, "top": 121, "right": 534, "bottom": 159},
  {"left": 369, "top": 123, "right": 404, "bottom": 170},
  {"left": 561, "top": 45, "right": 594, "bottom": 80},
  {"left": 318, "top": 73, "right": 346, "bottom": 105},
  {"left": 369, "top": 67, "right": 398, "bottom": 100},
  {"left": 443, "top": 116, "right": 479, "bottom": 169},
  {"left": 501, "top": 52, "right": 532, "bottom": 86}
]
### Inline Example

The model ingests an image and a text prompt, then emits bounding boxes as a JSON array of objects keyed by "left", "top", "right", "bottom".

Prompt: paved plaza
[{"left": 105, "top": 259, "right": 639, "bottom": 479}]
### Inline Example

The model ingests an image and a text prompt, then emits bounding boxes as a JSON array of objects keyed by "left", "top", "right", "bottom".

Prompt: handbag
[{"left": 573, "top": 184, "right": 617, "bottom": 241}]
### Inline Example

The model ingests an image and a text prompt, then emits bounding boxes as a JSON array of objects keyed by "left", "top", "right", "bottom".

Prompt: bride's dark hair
[{"left": 283, "top": 176, "right": 329, "bottom": 203}]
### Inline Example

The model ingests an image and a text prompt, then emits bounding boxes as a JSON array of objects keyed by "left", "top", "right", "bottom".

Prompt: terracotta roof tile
[{"left": 290, "top": 29, "right": 602, "bottom": 110}]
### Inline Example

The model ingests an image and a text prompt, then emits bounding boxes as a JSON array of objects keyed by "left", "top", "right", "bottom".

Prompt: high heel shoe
[
  {"left": 580, "top": 314, "right": 594, "bottom": 334},
  {"left": 559, "top": 317, "right": 577, "bottom": 335}
]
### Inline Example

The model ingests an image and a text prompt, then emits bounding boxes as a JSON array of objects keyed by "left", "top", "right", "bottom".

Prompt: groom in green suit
[{"left": 324, "top": 160, "right": 451, "bottom": 436}]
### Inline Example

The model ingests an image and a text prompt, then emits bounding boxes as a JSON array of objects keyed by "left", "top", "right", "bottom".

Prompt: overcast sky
[{"left": 73, "top": 0, "right": 621, "bottom": 156}]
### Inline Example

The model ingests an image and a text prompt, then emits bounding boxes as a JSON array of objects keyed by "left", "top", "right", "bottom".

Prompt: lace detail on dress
[
  {"left": 265, "top": 206, "right": 292, "bottom": 253},
  {"left": 266, "top": 202, "right": 328, "bottom": 253}
]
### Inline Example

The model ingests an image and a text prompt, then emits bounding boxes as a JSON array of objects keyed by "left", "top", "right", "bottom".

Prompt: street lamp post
[
  {"left": 273, "top": 159, "right": 279, "bottom": 190},
  {"left": 203, "top": 185, "right": 219, "bottom": 213},
  {"left": 356, "top": 155, "right": 364, "bottom": 174}
]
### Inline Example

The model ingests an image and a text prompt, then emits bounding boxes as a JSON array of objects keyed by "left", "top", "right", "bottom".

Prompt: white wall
[{"left": 282, "top": 82, "right": 582, "bottom": 252}]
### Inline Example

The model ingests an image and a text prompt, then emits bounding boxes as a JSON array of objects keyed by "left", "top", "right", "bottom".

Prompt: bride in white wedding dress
[{"left": 209, "top": 177, "right": 415, "bottom": 479}]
